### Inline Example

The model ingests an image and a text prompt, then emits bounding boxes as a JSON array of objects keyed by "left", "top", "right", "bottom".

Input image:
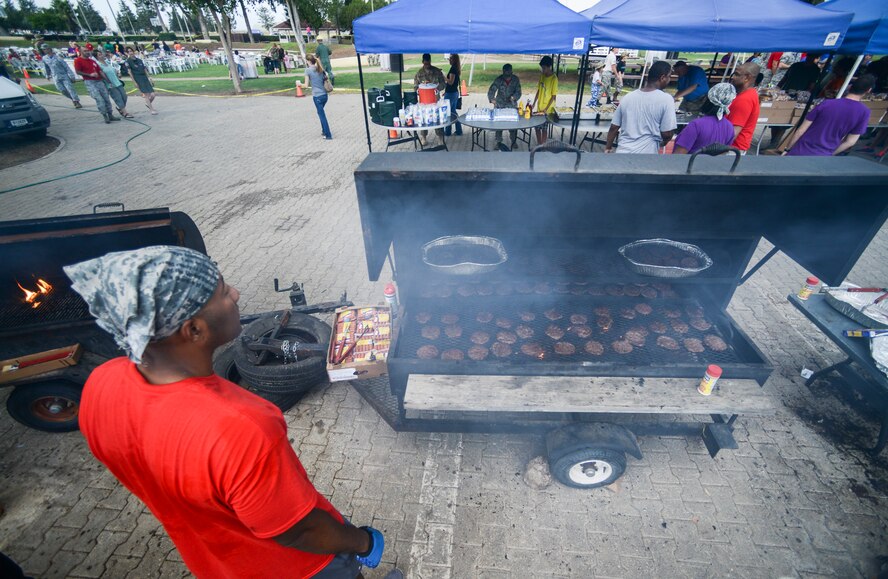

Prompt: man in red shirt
[
  {"left": 73, "top": 50, "right": 120, "bottom": 123},
  {"left": 64, "top": 246, "right": 400, "bottom": 579},
  {"left": 726, "top": 63, "right": 761, "bottom": 154}
]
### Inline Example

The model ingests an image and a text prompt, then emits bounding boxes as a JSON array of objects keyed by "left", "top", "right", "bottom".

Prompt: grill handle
[
  {"left": 93, "top": 202, "right": 125, "bottom": 214},
  {"left": 530, "top": 141, "right": 581, "bottom": 172},
  {"left": 686, "top": 144, "right": 741, "bottom": 174}
]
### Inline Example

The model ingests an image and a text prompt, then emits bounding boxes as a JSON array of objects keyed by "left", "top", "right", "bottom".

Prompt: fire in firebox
[{"left": 16, "top": 278, "right": 53, "bottom": 309}]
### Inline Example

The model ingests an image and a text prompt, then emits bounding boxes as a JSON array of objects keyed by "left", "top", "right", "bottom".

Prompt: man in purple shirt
[{"left": 784, "top": 75, "right": 874, "bottom": 157}]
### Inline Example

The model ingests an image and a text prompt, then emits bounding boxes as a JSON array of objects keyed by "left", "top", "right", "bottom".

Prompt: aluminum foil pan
[
  {"left": 422, "top": 236, "right": 507, "bottom": 275},
  {"left": 873, "top": 336, "right": 888, "bottom": 378},
  {"left": 618, "top": 239, "right": 713, "bottom": 278},
  {"left": 823, "top": 283, "right": 888, "bottom": 329}
]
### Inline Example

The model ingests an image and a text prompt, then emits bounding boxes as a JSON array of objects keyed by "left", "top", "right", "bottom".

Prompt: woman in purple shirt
[{"left": 672, "top": 83, "right": 737, "bottom": 154}]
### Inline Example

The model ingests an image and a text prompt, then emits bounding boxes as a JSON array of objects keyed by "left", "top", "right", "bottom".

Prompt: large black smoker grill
[{"left": 355, "top": 151, "right": 888, "bottom": 488}]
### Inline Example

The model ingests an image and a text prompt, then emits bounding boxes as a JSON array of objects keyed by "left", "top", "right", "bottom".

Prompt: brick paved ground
[{"left": 0, "top": 91, "right": 887, "bottom": 579}]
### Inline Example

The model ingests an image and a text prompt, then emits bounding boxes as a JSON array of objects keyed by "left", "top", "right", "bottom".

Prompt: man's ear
[{"left": 177, "top": 318, "right": 207, "bottom": 342}]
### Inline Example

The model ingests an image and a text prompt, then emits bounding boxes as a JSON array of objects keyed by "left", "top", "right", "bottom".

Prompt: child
[{"left": 586, "top": 63, "right": 604, "bottom": 107}]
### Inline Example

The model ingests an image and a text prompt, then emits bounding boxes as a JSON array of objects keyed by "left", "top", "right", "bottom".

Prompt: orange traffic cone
[
  {"left": 460, "top": 79, "right": 468, "bottom": 96},
  {"left": 295, "top": 82, "right": 305, "bottom": 97},
  {"left": 22, "top": 69, "right": 35, "bottom": 93}
]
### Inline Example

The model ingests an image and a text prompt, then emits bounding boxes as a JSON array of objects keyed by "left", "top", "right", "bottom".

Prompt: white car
[{"left": 0, "top": 76, "right": 50, "bottom": 139}]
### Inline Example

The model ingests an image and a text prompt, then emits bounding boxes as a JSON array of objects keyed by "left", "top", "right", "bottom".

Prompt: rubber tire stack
[{"left": 218, "top": 312, "right": 332, "bottom": 411}]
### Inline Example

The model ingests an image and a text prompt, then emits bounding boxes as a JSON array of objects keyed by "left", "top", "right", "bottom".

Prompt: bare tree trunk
[
  {"left": 238, "top": 0, "right": 254, "bottom": 43},
  {"left": 152, "top": 0, "right": 169, "bottom": 32},
  {"left": 285, "top": 0, "right": 307, "bottom": 64},
  {"left": 196, "top": 9, "right": 210, "bottom": 40},
  {"left": 211, "top": 8, "right": 242, "bottom": 93}
]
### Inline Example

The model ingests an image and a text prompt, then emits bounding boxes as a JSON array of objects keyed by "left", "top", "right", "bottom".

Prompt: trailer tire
[
  {"left": 234, "top": 313, "right": 330, "bottom": 394},
  {"left": 6, "top": 381, "right": 82, "bottom": 432},
  {"left": 212, "top": 341, "right": 241, "bottom": 384},
  {"left": 550, "top": 448, "right": 626, "bottom": 489}
]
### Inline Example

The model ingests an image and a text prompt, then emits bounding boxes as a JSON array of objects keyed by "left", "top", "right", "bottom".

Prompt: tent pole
[
  {"left": 570, "top": 51, "right": 589, "bottom": 146},
  {"left": 836, "top": 54, "right": 864, "bottom": 98},
  {"left": 708, "top": 52, "right": 719, "bottom": 82},
  {"left": 469, "top": 54, "right": 475, "bottom": 86},
  {"left": 357, "top": 53, "right": 373, "bottom": 153}
]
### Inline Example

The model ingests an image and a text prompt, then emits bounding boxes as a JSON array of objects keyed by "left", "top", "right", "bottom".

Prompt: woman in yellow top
[{"left": 532, "top": 56, "right": 558, "bottom": 145}]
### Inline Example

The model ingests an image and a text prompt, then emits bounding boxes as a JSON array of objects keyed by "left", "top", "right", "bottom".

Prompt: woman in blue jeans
[
  {"left": 304, "top": 54, "right": 332, "bottom": 140},
  {"left": 444, "top": 53, "right": 463, "bottom": 137}
]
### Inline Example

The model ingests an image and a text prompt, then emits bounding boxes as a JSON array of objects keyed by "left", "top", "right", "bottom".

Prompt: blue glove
[{"left": 355, "top": 526, "right": 384, "bottom": 568}]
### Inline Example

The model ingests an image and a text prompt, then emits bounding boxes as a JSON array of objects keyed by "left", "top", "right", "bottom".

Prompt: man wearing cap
[
  {"left": 413, "top": 53, "right": 446, "bottom": 145},
  {"left": 40, "top": 44, "right": 82, "bottom": 109},
  {"left": 73, "top": 49, "right": 120, "bottom": 123},
  {"left": 65, "top": 246, "right": 401, "bottom": 579},
  {"left": 487, "top": 63, "right": 522, "bottom": 151},
  {"left": 672, "top": 61, "right": 709, "bottom": 113}
]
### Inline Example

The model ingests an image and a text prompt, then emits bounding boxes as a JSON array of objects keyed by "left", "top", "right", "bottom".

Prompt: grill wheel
[{"left": 6, "top": 380, "right": 81, "bottom": 432}]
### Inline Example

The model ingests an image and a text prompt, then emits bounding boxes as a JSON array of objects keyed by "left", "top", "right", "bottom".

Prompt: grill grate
[
  {"left": 396, "top": 295, "right": 744, "bottom": 366},
  {"left": 0, "top": 286, "right": 91, "bottom": 332}
]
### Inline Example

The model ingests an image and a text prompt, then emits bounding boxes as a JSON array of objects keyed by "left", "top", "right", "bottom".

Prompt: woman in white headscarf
[{"left": 672, "top": 83, "right": 737, "bottom": 155}]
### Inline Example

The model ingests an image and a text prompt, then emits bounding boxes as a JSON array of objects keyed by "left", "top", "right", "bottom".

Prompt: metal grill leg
[
  {"left": 804, "top": 358, "right": 852, "bottom": 387},
  {"left": 873, "top": 413, "right": 888, "bottom": 456}
]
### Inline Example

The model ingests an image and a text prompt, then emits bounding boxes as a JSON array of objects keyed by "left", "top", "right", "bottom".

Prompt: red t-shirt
[
  {"left": 80, "top": 358, "right": 341, "bottom": 578},
  {"left": 766, "top": 52, "right": 783, "bottom": 70},
  {"left": 74, "top": 56, "right": 102, "bottom": 80},
  {"left": 726, "top": 87, "right": 760, "bottom": 151}
]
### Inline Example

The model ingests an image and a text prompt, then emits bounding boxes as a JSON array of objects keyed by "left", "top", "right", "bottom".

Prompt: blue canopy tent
[
  {"left": 566, "top": 0, "right": 855, "bottom": 145},
  {"left": 352, "top": 0, "right": 591, "bottom": 152},
  {"left": 820, "top": 0, "right": 888, "bottom": 54},
  {"left": 819, "top": 0, "right": 887, "bottom": 97},
  {"left": 580, "top": 0, "right": 854, "bottom": 52}
]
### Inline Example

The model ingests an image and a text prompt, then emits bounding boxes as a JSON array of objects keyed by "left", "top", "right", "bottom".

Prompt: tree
[
  {"left": 132, "top": 0, "right": 164, "bottom": 32},
  {"left": 117, "top": 1, "right": 140, "bottom": 34},
  {"left": 0, "top": 0, "right": 28, "bottom": 33},
  {"left": 77, "top": 0, "right": 107, "bottom": 32},
  {"left": 29, "top": 8, "right": 71, "bottom": 31},
  {"left": 280, "top": 0, "right": 306, "bottom": 63},
  {"left": 255, "top": 5, "right": 273, "bottom": 33},
  {"left": 238, "top": 0, "right": 253, "bottom": 42},
  {"left": 189, "top": 0, "right": 244, "bottom": 92},
  {"left": 50, "top": 0, "right": 81, "bottom": 33}
]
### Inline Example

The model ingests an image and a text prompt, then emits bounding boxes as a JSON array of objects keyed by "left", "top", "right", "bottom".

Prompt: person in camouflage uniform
[
  {"left": 40, "top": 45, "right": 82, "bottom": 108},
  {"left": 413, "top": 53, "right": 446, "bottom": 144},
  {"left": 487, "top": 63, "right": 522, "bottom": 150}
]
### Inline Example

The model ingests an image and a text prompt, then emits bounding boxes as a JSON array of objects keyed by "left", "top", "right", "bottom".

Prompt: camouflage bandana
[
  {"left": 64, "top": 246, "right": 220, "bottom": 364},
  {"left": 708, "top": 83, "right": 736, "bottom": 120}
]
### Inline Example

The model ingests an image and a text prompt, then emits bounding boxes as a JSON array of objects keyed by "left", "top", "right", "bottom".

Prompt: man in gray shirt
[
  {"left": 40, "top": 44, "right": 81, "bottom": 108},
  {"left": 605, "top": 60, "right": 677, "bottom": 154}
]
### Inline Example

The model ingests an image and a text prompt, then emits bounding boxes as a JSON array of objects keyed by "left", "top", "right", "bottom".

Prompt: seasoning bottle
[
  {"left": 797, "top": 276, "right": 819, "bottom": 301},
  {"left": 383, "top": 283, "right": 399, "bottom": 318},
  {"left": 518, "top": 100, "right": 525, "bottom": 116},
  {"left": 698, "top": 364, "right": 722, "bottom": 396}
]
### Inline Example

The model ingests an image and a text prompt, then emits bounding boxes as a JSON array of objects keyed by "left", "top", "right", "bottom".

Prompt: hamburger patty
[
  {"left": 544, "top": 309, "right": 563, "bottom": 321},
  {"left": 495, "top": 317, "right": 513, "bottom": 329},
  {"left": 569, "top": 324, "right": 593, "bottom": 338},
  {"left": 417, "top": 345, "right": 439, "bottom": 359},
  {"left": 612, "top": 339, "right": 633, "bottom": 354},
  {"left": 497, "top": 331, "right": 518, "bottom": 344},
  {"left": 444, "top": 324, "right": 463, "bottom": 339},
  {"left": 534, "top": 282, "right": 551, "bottom": 294},
  {"left": 495, "top": 283, "right": 513, "bottom": 296},
  {"left": 703, "top": 334, "right": 728, "bottom": 351},
  {"left": 457, "top": 285, "right": 476, "bottom": 297},
  {"left": 554, "top": 342, "right": 576, "bottom": 355},
  {"left": 649, "top": 321, "right": 667, "bottom": 334},
  {"left": 521, "top": 342, "right": 544, "bottom": 357},
  {"left": 476, "top": 311, "right": 494, "bottom": 323},
  {"left": 656, "top": 336, "right": 680, "bottom": 350},
  {"left": 441, "top": 313, "right": 459, "bottom": 324},
  {"left": 635, "top": 303, "right": 653, "bottom": 315},
  {"left": 468, "top": 345, "right": 489, "bottom": 360},
  {"left": 689, "top": 318, "right": 712, "bottom": 331},
  {"left": 470, "top": 331, "right": 491, "bottom": 345},
  {"left": 594, "top": 306, "right": 610, "bottom": 316},
  {"left": 624, "top": 285, "right": 642, "bottom": 297},
  {"left": 606, "top": 284, "right": 625, "bottom": 296},
  {"left": 421, "top": 326, "right": 441, "bottom": 340},
  {"left": 671, "top": 320, "right": 690, "bottom": 334},
  {"left": 415, "top": 312, "right": 432, "bottom": 324},
  {"left": 441, "top": 349, "right": 464, "bottom": 360},
  {"left": 518, "top": 311, "right": 536, "bottom": 322},
  {"left": 663, "top": 308, "right": 682, "bottom": 319},
  {"left": 624, "top": 330, "right": 646, "bottom": 347},
  {"left": 545, "top": 325, "right": 565, "bottom": 340},
  {"left": 640, "top": 287, "right": 658, "bottom": 299},
  {"left": 620, "top": 307, "right": 637, "bottom": 320},
  {"left": 477, "top": 284, "right": 494, "bottom": 296},
  {"left": 570, "top": 314, "right": 588, "bottom": 325},
  {"left": 516, "top": 324, "right": 535, "bottom": 339},
  {"left": 491, "top": 342, "right": 512, "bottom": 357},
  {"left": 584, "top": 341, "right": 605, "bottom": 356},
  {"left": 683, "top": 338, "right": 705, "bottom": 353},
  {"left": 597, "top": 316, "right": 613, "bottom": 332}
]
